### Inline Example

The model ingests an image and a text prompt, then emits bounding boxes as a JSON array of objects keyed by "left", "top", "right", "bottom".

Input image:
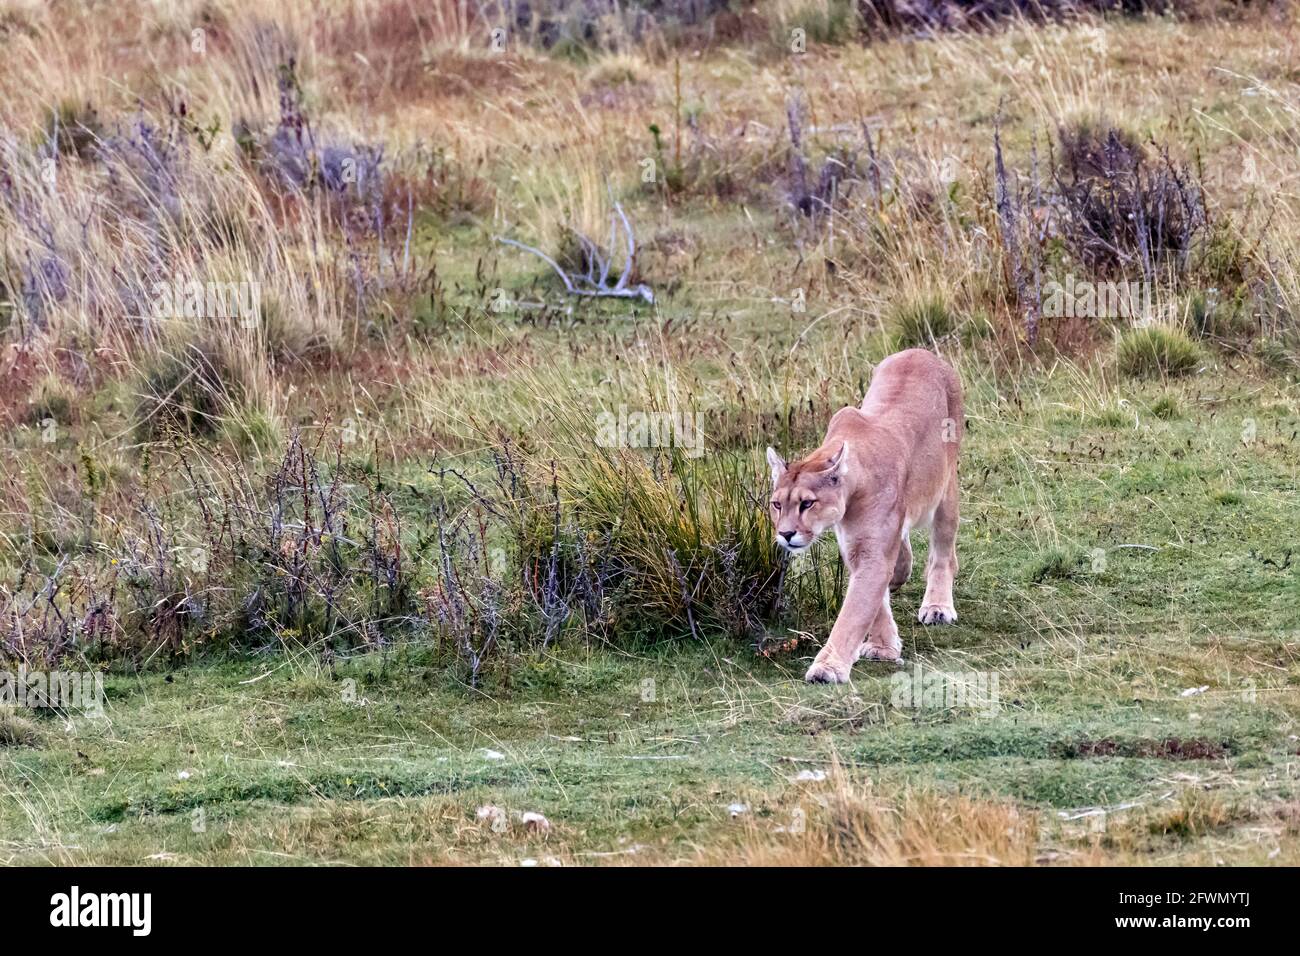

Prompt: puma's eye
[
  {"left": 800, "top": 499, "right": 815, "bottom": 512},
  {"left": 771, "top": 501, "right": 781, "bottom": 511}
]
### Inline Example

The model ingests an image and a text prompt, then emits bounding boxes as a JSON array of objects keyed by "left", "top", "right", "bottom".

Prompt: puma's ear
[
  {"left": 824, "top": 442, "right": 848, "bottom": 484},
  {"left": 766, "top": 446, "right": 787, "bottom": 487}
]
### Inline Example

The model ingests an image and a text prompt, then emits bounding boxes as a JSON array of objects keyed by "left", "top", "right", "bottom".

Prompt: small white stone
[{"left": 520, "top": 811, "right": 550, "bottom": 833}]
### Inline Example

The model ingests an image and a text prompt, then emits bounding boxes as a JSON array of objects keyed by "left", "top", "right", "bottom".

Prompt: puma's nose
[{"left": 780, "top": 531, "right": 796, "bottom": 542}]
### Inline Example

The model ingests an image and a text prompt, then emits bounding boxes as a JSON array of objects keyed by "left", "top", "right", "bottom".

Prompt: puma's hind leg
[
  {"left": 890, "top": 535, "right": 913, "bottom": 593},
  {"left": 917, "top": 475, "right": 959, "bottom": 625}
]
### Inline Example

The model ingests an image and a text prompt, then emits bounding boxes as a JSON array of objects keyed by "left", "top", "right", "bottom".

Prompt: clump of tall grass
[
  {"left": 889, "top": 296, "right": 955, "bottom": 350},
  {"left": 519, "top": 388, "right": 842, "bottom": 642},
  {"left": 130, "top": 329, "right": 282, "bottom": 449},
  {"left": 24, "top": 371, "right": 77, "bottom": 428},
  {"left": 43, "top": 99, "right": 102, "bottom": 159},
  {"left": 1117, "top": 325, "right": 1203, "bottom": 378},
  {"left": 1253, "top": 337, "right": 1300, "bottom": 378},
  {"left": 1186, "top": 289, "right": 1253, "bottom": 341},
  {"left": 771, "top": 0, "right": 860, "bottom": 48},
  {"left": 1147, "top": 789, "right": 1242, "bottom": 839},
  {"left": 0, "top": 706, "right": 43, "bottom": 747},
  {"left": 702, "top": 772, "right": 1039, "bottom": 866},
  {"left": 1027, "top": 547, "right": 1086, "bottom": 584}
]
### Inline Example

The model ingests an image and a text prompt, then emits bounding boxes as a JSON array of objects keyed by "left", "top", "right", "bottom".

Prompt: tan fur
[{"left": 766, "top": 349, "right": 963, "bottom": 683}]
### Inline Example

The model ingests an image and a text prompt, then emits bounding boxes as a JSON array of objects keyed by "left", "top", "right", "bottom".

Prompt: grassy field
[
  {"left": 5, "top": 367, "right": 1297, "bottom": 865},
  {"left": 2, "top": 1, "right": 1299, "bottom": 865}
]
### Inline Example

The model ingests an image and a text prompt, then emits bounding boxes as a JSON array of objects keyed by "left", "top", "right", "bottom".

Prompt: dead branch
[{"left": 494, "top": 201, "right": 654, "bottom": 304}]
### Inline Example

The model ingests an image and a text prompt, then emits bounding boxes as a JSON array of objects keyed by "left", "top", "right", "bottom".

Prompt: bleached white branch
[{"left": 494, "top": 201, "right": 654, "bottom": 304}]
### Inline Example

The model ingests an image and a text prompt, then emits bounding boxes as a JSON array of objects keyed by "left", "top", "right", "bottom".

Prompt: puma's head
[{"left": 765, "top": 443, "right": 849, "bottom": 553}]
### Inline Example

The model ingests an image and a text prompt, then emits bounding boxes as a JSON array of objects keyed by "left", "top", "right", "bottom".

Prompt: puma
[{"left": 766, "top": 348, "right": 963, "bottom": 684}]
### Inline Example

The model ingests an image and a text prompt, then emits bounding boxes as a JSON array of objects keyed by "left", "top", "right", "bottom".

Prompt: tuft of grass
[
  {"left": 131, "top": 337, "right": 270, "bottom": 443},
  {"left": 1211, "top": 487, "right": 1243, "bottom": 507},
  {"left": 25, "top": 371, "right": 77, "bottom": 428},
  {"left": 1117, "top": 326, "right": 1202, "bottom": 378},
  {"left": 257, "top": 292, "right": 338, "bottom": 365},
  {"left": 1090, "top": 405, "right": 1130, "bottom": 428},
  {"left": 0, "top": 706, "right": 43, "bottom": 747},
  {"left": 709, "top": 774, "right": 1039, "bottom": 866},
  {"left": 1147, "top": 791, "right": 1241, "bottom": 839},
  {"left": 1149, "top": 394, "right": 1181, "bottom": 420},
  {"left": 1253, "top": 338, "right": 1299, "bottom": 377},
  {"left": 1055, "top": 119, "right": 1207, "bottom": 281},
  {"left": 1197, "top": 219, "right": 1251, "bottom": 289},
  {"left": 889, "top": 297, "right": 955, "bottom": 350},
  {"left": 1188, "top": 289, "right": 1253, "bottom": 341},
  {"left": 1027, "top": 547, "right": 1086, "bottom": 584},
  {"left": 218, "top": 406, "right": 283, "bottom": 459},
  {"left": 540, "top": 436, "right": 839, "bottom": 641},
  {"left": 773, "top": 0, "right": 861, "bottom": 47},
  {"left": 44, "top": 98, "right": 102, "bottom": 158}
]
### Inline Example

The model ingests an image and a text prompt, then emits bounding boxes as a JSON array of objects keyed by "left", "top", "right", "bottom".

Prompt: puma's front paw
[
  {"left": 857, "top": 638, "right": 902, "bottom": 662},
  {"left": 804, "top": 652, "right": 852, "bottom": 684},
  {"left": 917, "top": 603, "right": 957, "bottom": 625}
]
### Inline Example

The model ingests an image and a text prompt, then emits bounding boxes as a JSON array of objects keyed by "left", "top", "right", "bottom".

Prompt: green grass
[
  {"left": 1117, "top": 326, "right": 1204, "bottom": 378},
  {"left": 3, "top": 626, "right": 1296, "bottom": 864},
  {"left": 4, "top": 365, "right": 1297, "bottom": 865}
]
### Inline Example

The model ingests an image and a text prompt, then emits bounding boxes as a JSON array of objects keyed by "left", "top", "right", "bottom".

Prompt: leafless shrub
[
  {"left": 0, "top": 137, "right": 70, "bottom": 338},
  {"left": 97, "top": 113, "right": 189, "bottom": 229},
  {"left": 1054, "top": 122, "right": 1207, "bottom": 282},
  {"left": 993, "top": 121, "right": 1045, "bottom": 344},
  {"left": 786, "top": 96, "right": 860, "bottom": 218},
  {"left": 426, "top": 508, "right": 503, "bottom": 686},
  {"left": 991, "top": 118, "right": 1212, "bottom": 345},
  {"left": 856, "top": 0, "right": 1266, "bottom": 37},
  {"left": 0, "top": 560, "right": 118, "bottom": 667},
  {"left": 249, "top": 59, "right": 385, "bottom": 209}
]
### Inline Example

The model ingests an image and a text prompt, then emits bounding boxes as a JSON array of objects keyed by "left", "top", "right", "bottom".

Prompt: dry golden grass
[
  {"left": 698, "top": 768, "right": 1043, "bottom": 866},
  {"left": 0, "top": 705, "right": 43, "bottom": 747},
  {"left": 5, "top": 5, "right": 1298, "bottom": 369}
]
